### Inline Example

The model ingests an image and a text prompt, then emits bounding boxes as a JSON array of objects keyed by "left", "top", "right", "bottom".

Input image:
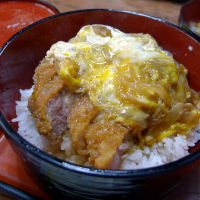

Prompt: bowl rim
[
  {"left": 179, "top": 0, "right": 200, "bottom": 41},
  {"left": 0, "top": 8, "right": 200, "bottom": 178}
]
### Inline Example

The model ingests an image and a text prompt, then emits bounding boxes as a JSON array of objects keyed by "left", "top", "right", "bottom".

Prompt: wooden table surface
[
  {"left": 47, "top": 0, "right": 182, "bottom": 25},
  {"left": 1, "top": 0, "right": 200, "bottom": 200}
]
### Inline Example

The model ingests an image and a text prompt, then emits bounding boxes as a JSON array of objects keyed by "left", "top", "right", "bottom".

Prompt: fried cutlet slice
[
  {"left": 67, "top": 96, "right": 129, "bottom": 169},
  {"left": 85, "top": 119, "right": 129, "bottom": 169},
  {"left": 28, "top": 58, "right": 75, "bottom": 139},
  {"left": 67, "top": 96, "right": 99, "bottom": 155},
  {"left": 28, "top": 58, "right": 57, "bottom": 119}
]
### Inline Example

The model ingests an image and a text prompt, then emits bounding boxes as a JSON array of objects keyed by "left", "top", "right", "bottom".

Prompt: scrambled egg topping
[{"left": 46, "top": 25, "right": 200, "bottom": 146}]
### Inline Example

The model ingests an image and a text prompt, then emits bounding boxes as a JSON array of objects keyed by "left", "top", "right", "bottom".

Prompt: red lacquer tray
[{"left": 0, "top": 130, "right": 53, "bottom": 199}]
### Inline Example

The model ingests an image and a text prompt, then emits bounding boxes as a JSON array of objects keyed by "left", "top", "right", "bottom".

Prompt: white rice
[
  {"left": 12, "top": 87, "right": 51, "bottom": 150},
  {"left": 12, "top": 88, "right": 200, "bottom": 170}
]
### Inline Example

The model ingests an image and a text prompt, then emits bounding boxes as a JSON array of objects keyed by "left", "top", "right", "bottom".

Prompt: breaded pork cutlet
[{"left": 28, "top": 58, "right": 129, "bottom": 169}]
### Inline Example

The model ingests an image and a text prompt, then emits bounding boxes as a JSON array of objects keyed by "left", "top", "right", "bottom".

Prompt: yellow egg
[{"left": 46, "top": 25, "right": 200, "bottom": 145}]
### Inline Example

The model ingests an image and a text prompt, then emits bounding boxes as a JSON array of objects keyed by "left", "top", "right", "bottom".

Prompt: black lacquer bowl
[{"left": 0, "top": 9, "right": 200, "bottom": 200}]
